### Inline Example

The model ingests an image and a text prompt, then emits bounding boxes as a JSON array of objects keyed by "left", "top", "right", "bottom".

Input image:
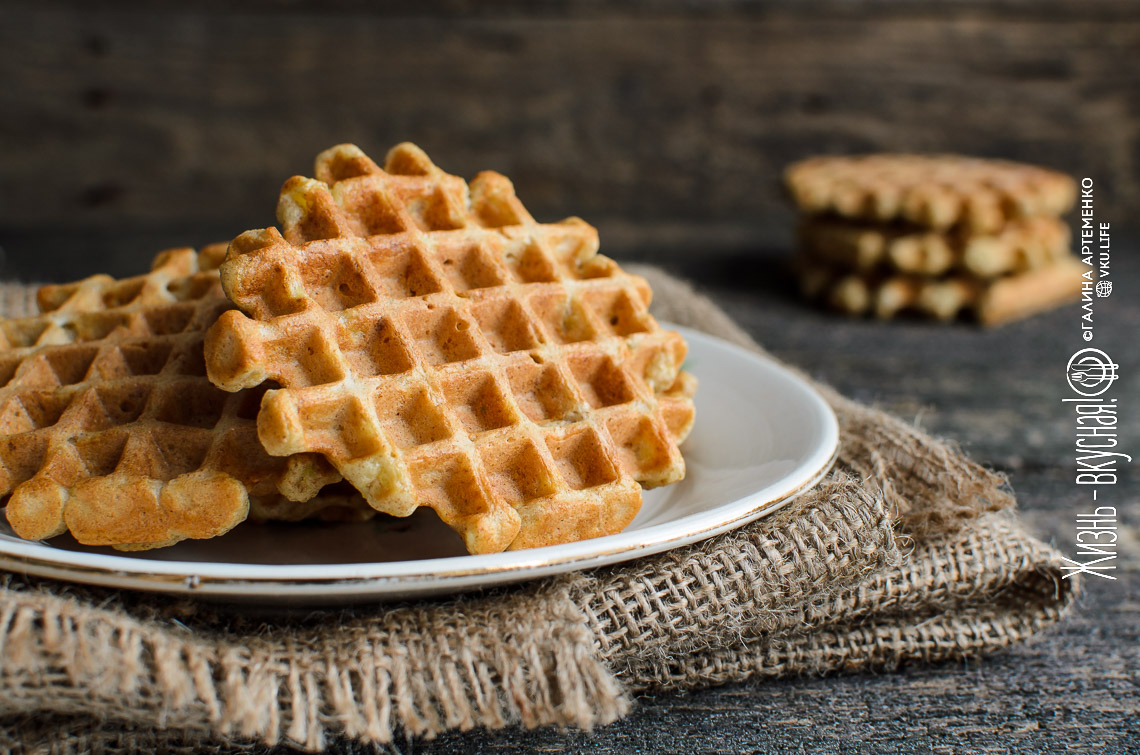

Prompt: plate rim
[{"left": 0, "top": 325, "right": 839, "bottom": 598}]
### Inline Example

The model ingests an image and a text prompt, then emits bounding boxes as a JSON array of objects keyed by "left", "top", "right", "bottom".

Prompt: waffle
[
  {"left": 798, "top": 216, "right": 1070, "bottom": 279},
  {"left": 0, "top": 247, "right": 339, "bottom": 550},
  {"left": 785, "top": 154, "right": 1076, "bottom": 233},
  {"left": 206, "top": 143, "right": 696, "bottom": 554},
  {"left": 797, "top": 253, "right": 1086, "bottom": 326}
]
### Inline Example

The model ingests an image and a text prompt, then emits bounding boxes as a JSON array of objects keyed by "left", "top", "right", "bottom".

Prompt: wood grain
[
  {"left": 1, "top": 1, "right": 1138, "bottom": 280},
  {"left": 0, "top": 7, "right": 1136, "bottom": 747}
]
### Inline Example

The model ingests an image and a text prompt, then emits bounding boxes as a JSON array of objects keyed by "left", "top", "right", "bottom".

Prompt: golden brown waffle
[
  {"left": 786, "top": 155, "right": 1076, "bottom": 233},
  {"left": 798, "top": 216, "right": 1071, "bottom": 278},
  {"left": 797, "top": 254, "right": 1086, "bottom": 326},
  {"left": 206, "top": 143, "right": 696, "bottom": 554},
  {"left": 0, "top": 247, "right": 339, "bottom": 550}
]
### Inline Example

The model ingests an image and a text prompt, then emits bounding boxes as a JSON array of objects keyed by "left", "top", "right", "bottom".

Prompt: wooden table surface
[
  {"left": 396, "top": 247, "right": 1137, "bottom": 754},
  {"left": 3, "top": 3, "right": 1138, "bottom": 751}
]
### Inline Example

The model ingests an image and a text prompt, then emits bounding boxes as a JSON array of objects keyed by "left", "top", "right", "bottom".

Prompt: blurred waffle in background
[{"left": 786, "top": 154, "right": 1083, "bottom": 325}]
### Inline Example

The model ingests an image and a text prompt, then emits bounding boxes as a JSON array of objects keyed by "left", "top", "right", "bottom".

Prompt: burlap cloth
[{"left": 0, "top": 267, "right": 1079, "bottom": 753}]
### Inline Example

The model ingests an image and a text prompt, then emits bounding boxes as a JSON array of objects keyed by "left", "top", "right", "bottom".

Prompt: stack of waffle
[
  {"left": 785, "top": 154, "right": 1083, "bottom": 325},
  {"left": 1, "top": 143, "right": 695, "bottom": 553}
]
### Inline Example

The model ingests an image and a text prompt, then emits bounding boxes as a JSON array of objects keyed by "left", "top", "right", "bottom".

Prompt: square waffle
[
  {"left": 785, "top": 154, "right": 1076, "bottom": 233},
  {"left": 206, "top": 143, "right": 696, "bottom": 554},
  {"left": 0, "top": 246, "right": 339, "bottom": 550}
]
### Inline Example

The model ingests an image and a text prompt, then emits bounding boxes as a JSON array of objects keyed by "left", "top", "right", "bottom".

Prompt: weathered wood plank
[
  {"left": 0, "top": 5, "right": 1136, "bottom": 749},
  {"left": 1, "top": 3, "right": 1138, "bottom": 279}
]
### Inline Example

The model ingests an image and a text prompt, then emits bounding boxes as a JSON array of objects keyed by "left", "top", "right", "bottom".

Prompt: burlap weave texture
[{"left": 0, "top": 268, "right": 1079, "bottom": 753}]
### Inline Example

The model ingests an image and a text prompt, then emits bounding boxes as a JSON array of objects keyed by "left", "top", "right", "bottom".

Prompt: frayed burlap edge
[
  {"left": 0, "top": 269, "right": 1079, "bottom": 752},
  {"left": 0, "top": 576, "right": 625, "bottom": 752}
]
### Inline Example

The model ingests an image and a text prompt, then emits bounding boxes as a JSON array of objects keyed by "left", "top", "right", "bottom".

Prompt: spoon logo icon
[{"left": 1066, "top": 348, "right": 1119, "bottom": 397}]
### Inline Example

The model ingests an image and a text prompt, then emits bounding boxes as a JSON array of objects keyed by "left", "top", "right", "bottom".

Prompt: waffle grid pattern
[
  {"left": 207, "top": 143, "right": 695, "bottom": 553},
  {"left": 0, "top": 248, "right": 337, "bottom": 550},
  {"left": 785, "top": 154, "right": 1077, "bottom": 233}
]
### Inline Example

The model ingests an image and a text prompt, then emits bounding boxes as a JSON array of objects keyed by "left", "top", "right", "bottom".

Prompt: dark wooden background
[
  {"left": 2, "top": 3, "right": 1138, "bottom": 751},
  {"left": 1, "top": 0, "right": 1138, "bottom": 281}
]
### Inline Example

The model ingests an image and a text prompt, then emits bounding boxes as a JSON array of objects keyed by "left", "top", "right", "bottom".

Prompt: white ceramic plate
[{"left": 0, "top": 326, "right": 838, "bottom": 606}]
